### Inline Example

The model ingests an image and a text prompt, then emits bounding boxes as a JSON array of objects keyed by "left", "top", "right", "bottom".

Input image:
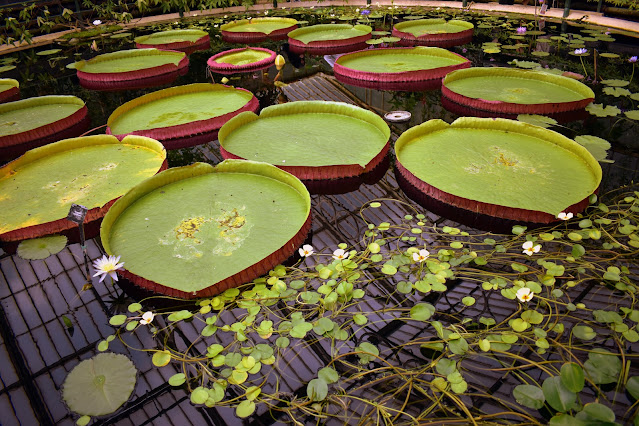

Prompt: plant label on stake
[{"left": 66, "top": 204, "right": 92, "bottom": 290}]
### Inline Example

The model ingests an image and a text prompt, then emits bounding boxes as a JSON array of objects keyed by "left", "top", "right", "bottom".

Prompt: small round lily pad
[
  {"left": 63, "top": 353, "right": 137, "bottom": 416},
  {"left": 17, "top": 235, "right": 67, "bottom": 260}
]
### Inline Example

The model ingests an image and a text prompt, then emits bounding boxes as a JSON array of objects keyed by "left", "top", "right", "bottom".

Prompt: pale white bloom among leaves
[
  {"left": 93, "top": 255, "right": 124, "bottom": 282},
  {"left": 557, "top": 211, "right": 573, "bottom": 220},
  {"left": 522, "top": 241, "right": 541, "bottom": 256},
  {"left": 516, "top": 287, "right": 534, "bottom": 302},
  {"left": 574, "top": 48, "right": 588, "bottom": 55},
  {"left": 298, "top": 244, "right": 314, "bottom": 257},
  {"left": 140, "top": 311, "right": 155, "bottom": 325},
  {"left": 93, "top": 19, "right": 102, "bottom": 25},
  {"left": 332, "top": 248, "right": 347, "bottom": 260},
  {"left": 413, "top": 249, "right": 430, "bottom": 263}
]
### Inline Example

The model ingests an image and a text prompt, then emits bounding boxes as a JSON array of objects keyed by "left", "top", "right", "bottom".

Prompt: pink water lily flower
[{"left": 516, "top": 27, "right": 527, "bottom": 34}]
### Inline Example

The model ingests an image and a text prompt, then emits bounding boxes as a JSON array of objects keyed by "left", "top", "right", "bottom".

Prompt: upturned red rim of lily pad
[
  {"left": 207, "top": 47, "right": 277, "bottom": 74},
  {"left": 333, "top": 47, "right": 470, "bottom": 91},
  {"left": 393, "top": 117, "right": 601, "bottom": 229},
  {"left": 0, "top": 95, "right": 90, "bottom": 162},
  {"left": 0, "top": 135, "right": 167, "bottom": 250},
  {"left": 106, "top": 83, "right": 259, "bottom": 150},
  {"left": 392, "top": 19, "right": 474, "bottom": 48},
  {"left": 217, "top": 101, "right": 391, "bottom": 184},
  {"left": 0, "top": 79, "right": 20, "bottom": 104},
  {"left": 75, "top": 49, "right": 189, "bottom": 91},
  {"left": 441, "top": 67, "right": 595, "bottom": 115},
  {"left": 221, "top": 17, "right": 298, "bottom": 43},
  {"left": 100, "top": 161, "right": 312, "bottom": 299},
  {"left": 287, "top": 24, "right": 372, "bottom": 55}
]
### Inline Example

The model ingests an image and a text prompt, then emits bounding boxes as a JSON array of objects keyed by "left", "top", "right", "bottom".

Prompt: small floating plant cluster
[{"left": 0, "top": 4, "right": 638, "bottom": 426}]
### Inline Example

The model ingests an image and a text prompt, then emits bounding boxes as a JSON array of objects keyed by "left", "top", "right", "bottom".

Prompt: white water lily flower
[
  {"left": 92, "top": 255, "right": 124, "bottom": 282},
  {"left": 93, "top": 19, "right": 102, "bottom": 25},
  {"left": 332, "top": 248, "right": 347, "bottom": 260},
  {"left": 412, "top": 249, "right": 430, "bottom": 263},
  {"left": 516, "top": 287, "right": 534, "bottom": 302},
  {"left": 557, "top": 212, "right": 573, "bottom": 220},
  {"left": 140, "top": 311, "right": 155, "bottom": 325},
  {"left": 522, "top": 241, "right": 541, "bottom": 256},
  {"left": 298, "top": 244, "right": 314, "bottom": 257}
]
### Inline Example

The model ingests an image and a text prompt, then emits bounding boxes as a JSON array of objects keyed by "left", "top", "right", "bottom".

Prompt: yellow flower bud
[
  {"left": 275, "top": 54, "right": 285, "bottom": 71},
  {"left": 221, "top": 77, "right": 229, "bottom": 84}
]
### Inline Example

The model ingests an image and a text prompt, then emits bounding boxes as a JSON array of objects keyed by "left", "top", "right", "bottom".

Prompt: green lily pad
[
  {"left": 36, "top": 49, "right": 62, "bottom": 56},
  {"left": 73, "top": 49, "right": 185, "bottom": 74},
  {"left": 601, "top": 79, "right": 629, "bottom": 87},
  {"left": 517, "top": 114, "right": 558, "bottom": 128},
  {"left": 62, "top": 353, "right": 137, "bottom": 416},
  {"left": 288, "top": 24, "right": 371, "bottom": 44},
  {"left": 0, "top": 65, "right": 16, "bottom": 73},
  {"left": 599, "top": 52, "right": 620, "bottom": 58},
  {"left": 17, "top": 235, "right": 67, "bottom": 260},
  {"left": 574, "top": 135, "right": 612, "bottom": 163},
  {"left": 101, "top": 161, "right": 311, "bottom": 298},
  {"left": 625, "top": 110, "right": 639, "bottom": 120},
  {"left": 394, "top": 117, "right": 601, "bottom": 217},
  {"left": 586, "top": 103, "right": 621, "bottom": 117},
  {"left": 219, "top": 101, "right": 389, "bottom": 175},
  {"left": 221, "top": 17, "right": 298, "bottom": 36}
]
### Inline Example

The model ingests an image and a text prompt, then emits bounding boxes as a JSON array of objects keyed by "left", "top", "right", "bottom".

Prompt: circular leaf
[
  {"left": 109, "top": 315, "right": 127, "bottom": 326},
  {"left": 152, "top": 350, "right": 171, "bottom": 367},
  {"left": 410, "top": 303, "right": 435, "bottom": 321},
  {"left": 560, "top": 362, "right": 585, "bottom": 393},
  {"left": 513, "top": 384, "right": 545, "bottom": 409},
  {"left": 62, "top": 353, "right": 137, "bottom": 416},
  {"left": 190, "top": 387, "right": 209, "bottom": 405},
  {"left": 236, "top": 400, "right": 256, "bottom": 418},
  {"left": 168, "top": 373, "right": 186, "bottom": 387},
  {"left": 542, "top": 376, "right": 577, "bottom": 412},
  {"left": 17, "top": 235, "right": 68, "bottom": 260},
  {"left": 307, "top": 378, "right": 328, "bottom": 401}
]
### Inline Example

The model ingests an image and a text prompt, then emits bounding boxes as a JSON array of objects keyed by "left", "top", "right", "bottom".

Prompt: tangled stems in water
[{"left": 100, "top": 186, "right": 639, "bottom": 424}]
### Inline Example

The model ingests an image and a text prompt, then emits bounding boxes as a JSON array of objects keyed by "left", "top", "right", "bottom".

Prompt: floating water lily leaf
[
  {"left": 584, "top": 349, "right": 622, "bottom": 384},
  {"left": 517, "top": 114, "right": 557, "bottom": 128},
  {"left": 603, "top": 87, "right": 631, "bottom": 97},
  {"left": 576, "top": 403, "right": 616, "bottom": 423},
  {"left": 531, "top": 51, "right": 550, "bottom": 57},
  {"left": 511, "top": 60, "right": 540, "bottom": 69},
  {"left": 560, "top": 362, "right": 585, "bottom": 393},
  {"left": 542, "top": 376, "right": 577, "bottom": 412},
  {"left": 62, "top": 353, "right": 137, "bottom": 416},
  {"left": 366, "top": 39, "right": 384, "bottom": 45},
  {"left": 624, "top": 110, "right": 639, "bottom": 120},
  {"left": 574, "top": 135, "right": 613, "bottom": 163},
  {"left": 601, "top": 79, "right": 629, "bottom": 87},
  {"left": 0, "top": 65, "right": 16, "bottom": 73},
  {"left": 483, "top": 48, "right": 501, "bottom": 54},
  {"left": 627, "top": 376, "right": 639, "bottom": 400},
  {"left": 371, "top": 30, "right": 390, "bottom": 35},
  {"left": 599, "top": 52, "right": 620, "bottom": 58},
  {"left": 586, "top": 103, "right": 621, "bottom": 117},
  {"left": 36, "top": 49, "right": 62, "bottom": 56},
  {"left": 513, "top": 384, "right": 545, "bottom": 409},
  {"left": 17, "top": 235, "right": 67, "bottom": 260},
  {"left": 110, "top": 32, "right": 132, "bottom": 38}
]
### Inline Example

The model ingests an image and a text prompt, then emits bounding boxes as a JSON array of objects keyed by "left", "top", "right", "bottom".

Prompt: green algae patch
[
  {"left": 101, "top": 161, "right": 311, "bottom": 297},
  {"left": 108, "top": 83, "right": 255, "bottom": 135},
  {"left": 395, "top": 118, "right": 600, "bottom": 216},
  {"left": 74, "top": 49, "right": 185, "bottom": 74},
  {"left": 0, "top": 96, "right": 83, "bottom": 137},
  {"left": 221, "top": 17, "right": 298, "bottom": 34},
  {"left": 0, "top": 135, "right": 166, "bottom": 236},
  {"left": 288, "top": 24, "right": 371, "bottom": 43},
  {"left": 135, "top": 29, "right": 208, "bottom": 45},
  {"left": 219, "top": 101, "right": 389, "bottom": 168}
]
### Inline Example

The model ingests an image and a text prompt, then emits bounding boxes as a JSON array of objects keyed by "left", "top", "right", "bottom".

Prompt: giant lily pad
[
  {"left": 392, "top": 19, "right": 474, "bottom": 47},
  {"left": 218, "top": 101, "right": 390, "bottom": 184},
  {"left": 107, "top": 83, "right": 258, "bottom": 149},
  {"left": 74, "top": 49, "right": 188, "bottom": 91},
  {"left": 17, "top": 235, "right": 67, "bottom": 260},
  {"left": 62, "top": 353, "right": 137, "bottom": 416},
  {"left": 394, "top": 117, "right": 601, "bottom": 230},
  {"left": 288, "top": 24, "right": 372, "bottom": 55},
  {"left": 0, "top": 78, "right": 19, "bottom": 104},
  {"left": 0, "top": 135, "right": 166, "bottom": 250},
  {"left": 221, "top": 17, "right": 298, "bottom": 43},
  {"left": 207, "top": 47, "right": 276, "bottom": 74},
  {"left": 135, "top": 29, "right": 210, "bottom": 54},
  {"left": 442, "top": 67, "right": 595, "bottom": 117},
  {"left": 101, "top": 161, "right": 311, "bottom": 299},
  {"left": 0, "top": 95, "right": 89, "bottom": 161},
  {"left": 333, "top": 46, "right": 470, "bottom": 91}
]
